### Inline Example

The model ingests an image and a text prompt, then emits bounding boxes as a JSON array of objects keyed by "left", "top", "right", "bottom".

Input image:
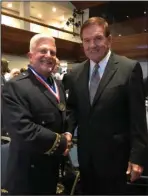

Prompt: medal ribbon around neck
[{"left": 29, "top": 67, "right": 60, "bottom": 103}]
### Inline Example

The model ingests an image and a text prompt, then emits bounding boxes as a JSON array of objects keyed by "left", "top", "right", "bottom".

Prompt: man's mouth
[
  {"left": 41, "top": 59, "right": 53, "bottom": 65},
  {"left": 90, "top": 50, "right": 99, "bottom": 53}
]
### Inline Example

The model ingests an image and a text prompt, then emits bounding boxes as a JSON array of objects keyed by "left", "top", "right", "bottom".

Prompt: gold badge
[{"left": 58, "top": 103, "right": 66, "bottom": 111}]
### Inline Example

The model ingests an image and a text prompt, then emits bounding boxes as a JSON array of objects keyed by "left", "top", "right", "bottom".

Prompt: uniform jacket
[{"left": 2, "top": 69, "right": 67, "bottom": 194}]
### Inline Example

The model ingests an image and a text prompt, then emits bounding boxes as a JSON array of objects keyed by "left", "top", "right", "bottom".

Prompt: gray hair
[{"left": 29, "top": 34, "right": 55, "bottom": 52}]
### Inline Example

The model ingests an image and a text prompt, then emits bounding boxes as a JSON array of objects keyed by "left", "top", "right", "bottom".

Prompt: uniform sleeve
[
  {"left": 2, "top": 81, "right": 67, "bottom": 155},
  {"left": 128, "top": 62, "right": 148, "bottom": 166}
]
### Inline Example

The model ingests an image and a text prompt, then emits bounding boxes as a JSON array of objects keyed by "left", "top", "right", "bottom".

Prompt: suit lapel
[
  {"left": 77, "top": 60, "right": 91, "bottom": 109},
  {"left": 56, "top": 80, "right": 65, "bottom": 105},
  {"left": 92, "top": 53, "right": 118, "bottom": 106}
]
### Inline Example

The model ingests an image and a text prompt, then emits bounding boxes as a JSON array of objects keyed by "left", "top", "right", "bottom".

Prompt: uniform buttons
[
  {"left": 42, "top": 121, "right": 45, "bottom": 125},
  {"left": 31, "top": 164, "right": 34, "bottom": 168}
]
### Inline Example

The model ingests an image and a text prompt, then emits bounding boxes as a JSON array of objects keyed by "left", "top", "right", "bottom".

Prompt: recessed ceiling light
[
  {"left": 126, "top": 16, "right": 129, "bottom": 18},
  {"left": 7, "top": 3, "right": 12, "bottom": 8},
  {"left": 38, "top": 14, "right": 42, "bottom": 18},
  {"left": 144, "top": 11, "right": 147, "bottom": 15},
  {"left": 52, "top": 7, "right": 56, "bottom": 12}
]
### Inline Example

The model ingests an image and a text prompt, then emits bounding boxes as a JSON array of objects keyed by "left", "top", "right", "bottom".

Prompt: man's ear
[{"left": 27, "top": 52, "right": 32, "bottom": 59}]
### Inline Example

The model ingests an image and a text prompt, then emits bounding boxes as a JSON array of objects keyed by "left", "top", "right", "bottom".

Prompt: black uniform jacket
[{"left": 2, "top": 69, "right": 67, "bottom": 194}]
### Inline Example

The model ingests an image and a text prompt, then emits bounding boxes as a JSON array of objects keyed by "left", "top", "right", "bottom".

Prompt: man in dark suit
[
  {"left": 2, "top": 34, "right": 71, "bottom": 195},
  {"left": 65, "top": 17, "right": 148, "bottom": 195}
]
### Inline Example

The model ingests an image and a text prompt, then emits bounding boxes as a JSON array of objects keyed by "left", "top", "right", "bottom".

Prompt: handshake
[{"left": 62, "top": 133, "right": 73, "bottom": 156}]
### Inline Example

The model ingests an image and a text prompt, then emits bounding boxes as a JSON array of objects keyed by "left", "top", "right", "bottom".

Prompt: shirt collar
[{"left": 90, "top": 49, "right": 111, "bottom": 73}]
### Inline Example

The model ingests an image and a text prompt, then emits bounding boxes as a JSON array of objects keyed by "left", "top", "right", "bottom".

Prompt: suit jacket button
[
  {"left": 42, "top": 121, "right": 45, "bottom": 125},
  {"left": 31, "top": 164, "right": 34, "bottom": 168}
]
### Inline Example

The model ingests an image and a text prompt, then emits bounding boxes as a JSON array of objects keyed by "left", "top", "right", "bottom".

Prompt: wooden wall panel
[
  {"left": 78, "top": 33, "right": 148, "bottom": 61},
  {"left": 2, "top": 24, "right": 148, "bottom": 61},
  {"left": 109, "top": 17, "right": 148, "bottom": 36},
  {"left": 1, "top": 24, "right": 80, "bottom": 60},
  {"left": 112, "top": 33, "right": 148, "bottom": 60}
]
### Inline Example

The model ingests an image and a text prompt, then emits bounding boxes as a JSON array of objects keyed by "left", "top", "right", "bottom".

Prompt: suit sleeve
[
  {"left": 65, "top": 73, "right": 78, "bottom": 135},
  {"left": 128, "top": 62, "right": 148, "bottom": 166},
  {"left": 2, "top": 81, "right": 67, "bottom": 155}
]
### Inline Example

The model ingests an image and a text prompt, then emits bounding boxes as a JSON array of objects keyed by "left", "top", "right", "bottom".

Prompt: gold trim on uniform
[
  {"left": 45, "top": 133, "right": 61, "bottom": 155},
  {"left": 1, "top": 189, "right": 8, "bottom": 193}
]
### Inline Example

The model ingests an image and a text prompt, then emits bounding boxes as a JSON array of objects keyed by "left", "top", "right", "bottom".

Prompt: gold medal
[{"left": 58, "top": 103, "right": 66, "bottom": 111}]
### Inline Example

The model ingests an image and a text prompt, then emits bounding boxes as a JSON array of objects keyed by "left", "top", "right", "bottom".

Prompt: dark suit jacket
[
  {"left": 2, "top": 69, "right": 67, "bottom": 194},
  {"left": 144, "top": 77, "right": 148, "bottom": 97},
  {"left": 66, "top": 53, "right": 148, "bottom": 178}
]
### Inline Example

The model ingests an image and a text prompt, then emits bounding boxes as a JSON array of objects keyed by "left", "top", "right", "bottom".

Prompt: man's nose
[
  {"left": 89, "top": 40, "right": 96, "bottom": 48},
  {"left": 45, "top": 50, "right": 51, "bottom": 57}
]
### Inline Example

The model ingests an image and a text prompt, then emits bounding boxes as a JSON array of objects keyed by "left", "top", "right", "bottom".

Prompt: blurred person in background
[
  {"left": 53, "top": 57, "right": 61, "bottom": 80},
  {"left": 1, "top": 58, "right": 9, "bottom": 136},
  {"left": 20, "top": 67, "right": 27, "bottom": 73},
  {"left": 1, "top": 58, "right": 11, "bottom": 82},
  {"left": 10, "top": 68, "right": 20, "bottom": 79}
]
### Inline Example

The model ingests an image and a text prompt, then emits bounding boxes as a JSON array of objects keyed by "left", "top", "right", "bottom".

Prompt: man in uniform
[{"left": 2, "top": 34, "right": 71, "bottom": 195}]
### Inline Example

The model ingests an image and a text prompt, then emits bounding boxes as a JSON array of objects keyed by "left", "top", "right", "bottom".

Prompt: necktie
[
  {"left": 47, "top": 76, "right": 53, "bottom": 86},
  {"left": 89, "top": 64, "right": 100, "bottom": 104},
  {"left": 47, "top": 77, "right": 55, "bottom": 92}
]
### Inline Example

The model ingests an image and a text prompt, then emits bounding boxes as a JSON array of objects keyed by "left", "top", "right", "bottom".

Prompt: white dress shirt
[{"left": 89, "top": 50, "right": 111, "bottom": 87}]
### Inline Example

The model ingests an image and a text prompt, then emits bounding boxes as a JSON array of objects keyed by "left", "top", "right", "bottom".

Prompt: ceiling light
[
  {"left": 38, "top": 14, "right": 42, "bottom": 18},
  {"left": 144, "top": 11, "right": 147, "bottom": 15},
  {"left": 52, "top": 7, "right": 56, "bottom": 12},
  {"left": 144, "top": 29, "right": 147, "bottom": 32},
  {"left": 126, "top": 16, "right": 129, "bottom": 18},
  {"left": 118, "top": 34, "right": 121, "bottom": 36},
  {"left": 7, "top": 3, "right": 12, "bottom": 8}
]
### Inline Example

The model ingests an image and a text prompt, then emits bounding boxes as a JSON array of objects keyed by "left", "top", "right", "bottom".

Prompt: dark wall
[{"left": 89, "top": 1, "right": 148, "bottom": 36}]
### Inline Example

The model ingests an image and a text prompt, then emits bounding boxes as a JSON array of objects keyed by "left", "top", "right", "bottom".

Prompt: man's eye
[
  {"left": 40, "top": 49, "right": 47, "bottom": 54},
  {"left": 96, "top": 37, "right": 103, "bottom": 41},
  {"left": 84, "top": 39, "right": 89, "bottom": 42}
]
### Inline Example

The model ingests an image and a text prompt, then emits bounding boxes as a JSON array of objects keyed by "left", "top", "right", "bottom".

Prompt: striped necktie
[{"left": 89, "top": 64, "right": 100, "bottom": 104}]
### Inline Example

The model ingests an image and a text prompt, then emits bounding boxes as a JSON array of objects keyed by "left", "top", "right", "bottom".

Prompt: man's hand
[
  {"left": 63, "top": 133, "right": 72, "bottom": 156},
  {"left": 126, "top": 162, "right": 144, "bottom": 182}
]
